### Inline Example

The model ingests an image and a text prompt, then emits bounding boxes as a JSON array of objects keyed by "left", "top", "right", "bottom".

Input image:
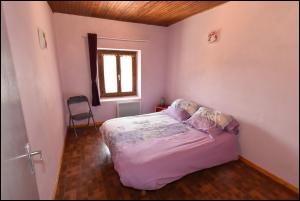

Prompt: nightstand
[{"left": 155, "top": 105, "right": 169, "bottom": 112}]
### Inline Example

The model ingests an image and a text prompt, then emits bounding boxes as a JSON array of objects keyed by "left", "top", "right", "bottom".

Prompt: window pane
[
  {"left": 103, "top": 55, "right": 118, "bottom": 93},
  {"left": 120, "top": 55, "right": 133, "bottom": 92}
]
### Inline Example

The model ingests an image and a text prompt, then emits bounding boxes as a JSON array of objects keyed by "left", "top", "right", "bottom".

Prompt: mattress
[{"left": 100, "top": 112, "right": 239, "bottom": 190}]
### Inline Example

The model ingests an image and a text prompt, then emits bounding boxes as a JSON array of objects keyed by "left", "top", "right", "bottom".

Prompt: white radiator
[{"left": 117, "top": 100, "right": 141, "bottom": 117}]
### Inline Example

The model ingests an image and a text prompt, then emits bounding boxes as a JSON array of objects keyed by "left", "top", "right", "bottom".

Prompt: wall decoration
[
  {"left": 208, "top": 30, "right": 219, "bottom": 43},
  {"left": 37, "top": 28, "right": 47, "bottom": 49}
]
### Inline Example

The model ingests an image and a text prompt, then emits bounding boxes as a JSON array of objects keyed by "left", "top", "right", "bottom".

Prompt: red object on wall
[{"left": 155, "top": 105, "right": 169, "bottom": 112}]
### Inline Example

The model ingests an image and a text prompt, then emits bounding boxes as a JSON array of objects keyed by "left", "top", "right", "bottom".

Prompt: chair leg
[
  {"left": 87, "top": 117, "right": 90, "bottom": 127},
  {"left": 69, "top": 116, "right": 71, "bottom": 130},
  {"left": 91, "top": 115, "right": 98, "bottom": 131},
  {"left": 71, "top": 119, "right": 78, "bottom": 137}
]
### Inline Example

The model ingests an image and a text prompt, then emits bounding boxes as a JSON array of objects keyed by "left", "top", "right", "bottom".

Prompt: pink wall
[
  {"left": 2, "top": 2, "right": 66, "bottom": 199},
  {"left": 53, "top": 13, "right": 168, "bottom": 123},
  {"left": 166, "top": 1, "right": 299, "bottom": 187}
]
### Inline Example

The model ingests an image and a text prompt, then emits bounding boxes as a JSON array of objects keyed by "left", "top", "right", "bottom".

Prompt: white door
[{"left": 1, "top": 5, "right": 41, "bottom": 200}]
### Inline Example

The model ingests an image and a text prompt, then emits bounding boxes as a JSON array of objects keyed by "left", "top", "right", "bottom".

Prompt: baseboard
[
  {"left": 52, "top": 128, "right": 67, "bottom": 199},
  {"left": 239, "top": 156, "right": 299, "bottom": 194},
  {"left": 68, "top": 121, "right": 103, "bottom": 129}
]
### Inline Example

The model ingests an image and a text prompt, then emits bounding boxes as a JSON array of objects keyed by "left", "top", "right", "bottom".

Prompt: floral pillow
[
  {"left": 185, "top": 106, "right": 237, "bottom": 136},
  {"left": 164, "top": 106, "right": 191, "bottom": 122},
  {"left": 194, "top": 107, "right": 233, "bottom": 129},
  {"left": 171, "top": 99, "right": 200, "bottom": 116},
  {"left": 184, "top": 115, "right": 223, "bottom": 136}
]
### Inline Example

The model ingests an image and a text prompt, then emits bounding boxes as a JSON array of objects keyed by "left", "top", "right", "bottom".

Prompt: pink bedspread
[{"left": 100, "top": 112, "right": 239, "bottom": 190}]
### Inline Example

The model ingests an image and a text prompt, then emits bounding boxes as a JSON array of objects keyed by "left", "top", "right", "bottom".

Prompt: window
[{"left": 98, "top": 50, "right": 137, "bottom": 97}]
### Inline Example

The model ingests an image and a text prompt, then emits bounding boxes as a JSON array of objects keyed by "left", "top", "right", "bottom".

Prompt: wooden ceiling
[{"left": 48, "top": 1, "right": 226, "bottom": 26}]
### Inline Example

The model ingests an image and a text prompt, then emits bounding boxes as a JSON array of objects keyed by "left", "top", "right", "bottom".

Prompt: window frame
[{"left": 98, "top": 50, "right": 137, "bottom": 98}]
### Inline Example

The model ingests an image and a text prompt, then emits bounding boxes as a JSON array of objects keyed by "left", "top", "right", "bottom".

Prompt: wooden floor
[{"left": 55, "top": 127, "right": 299, "bottom": 200}]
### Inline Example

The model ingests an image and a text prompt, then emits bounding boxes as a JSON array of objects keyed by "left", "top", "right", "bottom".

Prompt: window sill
[{"left": 100, "top": 96, "right": 141, "bottom": 103}]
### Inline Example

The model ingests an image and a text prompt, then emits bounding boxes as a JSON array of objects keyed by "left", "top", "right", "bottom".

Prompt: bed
[{"left": 100, "top": 111, "right": 239, "bottom": 190}]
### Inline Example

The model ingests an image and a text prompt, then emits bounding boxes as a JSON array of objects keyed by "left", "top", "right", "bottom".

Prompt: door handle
[
  {"left": 13, "top": 150, "right": 43, "bottom": 161},
  {"left": 28, "top": 151, "right": 43, "bottom": 160},
  {"left": 11, "top": 143, "right": 43, "bottom": 174}
]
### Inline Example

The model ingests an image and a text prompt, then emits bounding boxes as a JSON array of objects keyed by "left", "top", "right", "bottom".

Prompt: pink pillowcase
[
  {"left": 165, "top": 105, "right": 240, "bottom": 135},
  {"left": 225, "top": 118, "right": 240, "bottom": 135},
  {"left": 184, "top": 116, "right": 223, "bottom": 136},
  {"left": 185, "top": 115, "right": 240, "bottom": 136},
  {"left": 164, "top": 106, "right": 191, "bottom": 121}
]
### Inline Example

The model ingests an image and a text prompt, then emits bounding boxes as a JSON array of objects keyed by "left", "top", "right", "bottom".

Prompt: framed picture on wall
[{"left": 37, "top": 28, "right": 47, "bottom": 49}]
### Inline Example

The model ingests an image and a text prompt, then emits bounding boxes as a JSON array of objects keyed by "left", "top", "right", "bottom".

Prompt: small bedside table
[{"left": 155, "top": 105, "right": 169, "bottom": 112}]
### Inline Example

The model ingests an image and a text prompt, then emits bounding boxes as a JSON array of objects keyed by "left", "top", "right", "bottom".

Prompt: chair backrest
[{"left": 67, "top": 95, "right": 89, "bottom": 105}]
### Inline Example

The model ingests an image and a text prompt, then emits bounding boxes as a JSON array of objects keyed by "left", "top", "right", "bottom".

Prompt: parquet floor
[{"left": 55, "top": 127, "right": 299, "bottom": 200}]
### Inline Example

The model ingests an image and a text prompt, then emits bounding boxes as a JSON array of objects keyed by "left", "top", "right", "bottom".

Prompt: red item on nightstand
[{"left": 155, "top": 105, "right": 169, "bottom": 112}]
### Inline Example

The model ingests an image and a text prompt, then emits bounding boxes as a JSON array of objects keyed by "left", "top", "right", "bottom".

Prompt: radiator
[{"left": 117, "top": 100, "right": 141, "bottom": 117}]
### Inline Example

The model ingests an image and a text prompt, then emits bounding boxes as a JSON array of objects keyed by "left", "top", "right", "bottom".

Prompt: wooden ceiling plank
[{"left": 47, "top": 1, "right": 227, "bottom": 26}]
